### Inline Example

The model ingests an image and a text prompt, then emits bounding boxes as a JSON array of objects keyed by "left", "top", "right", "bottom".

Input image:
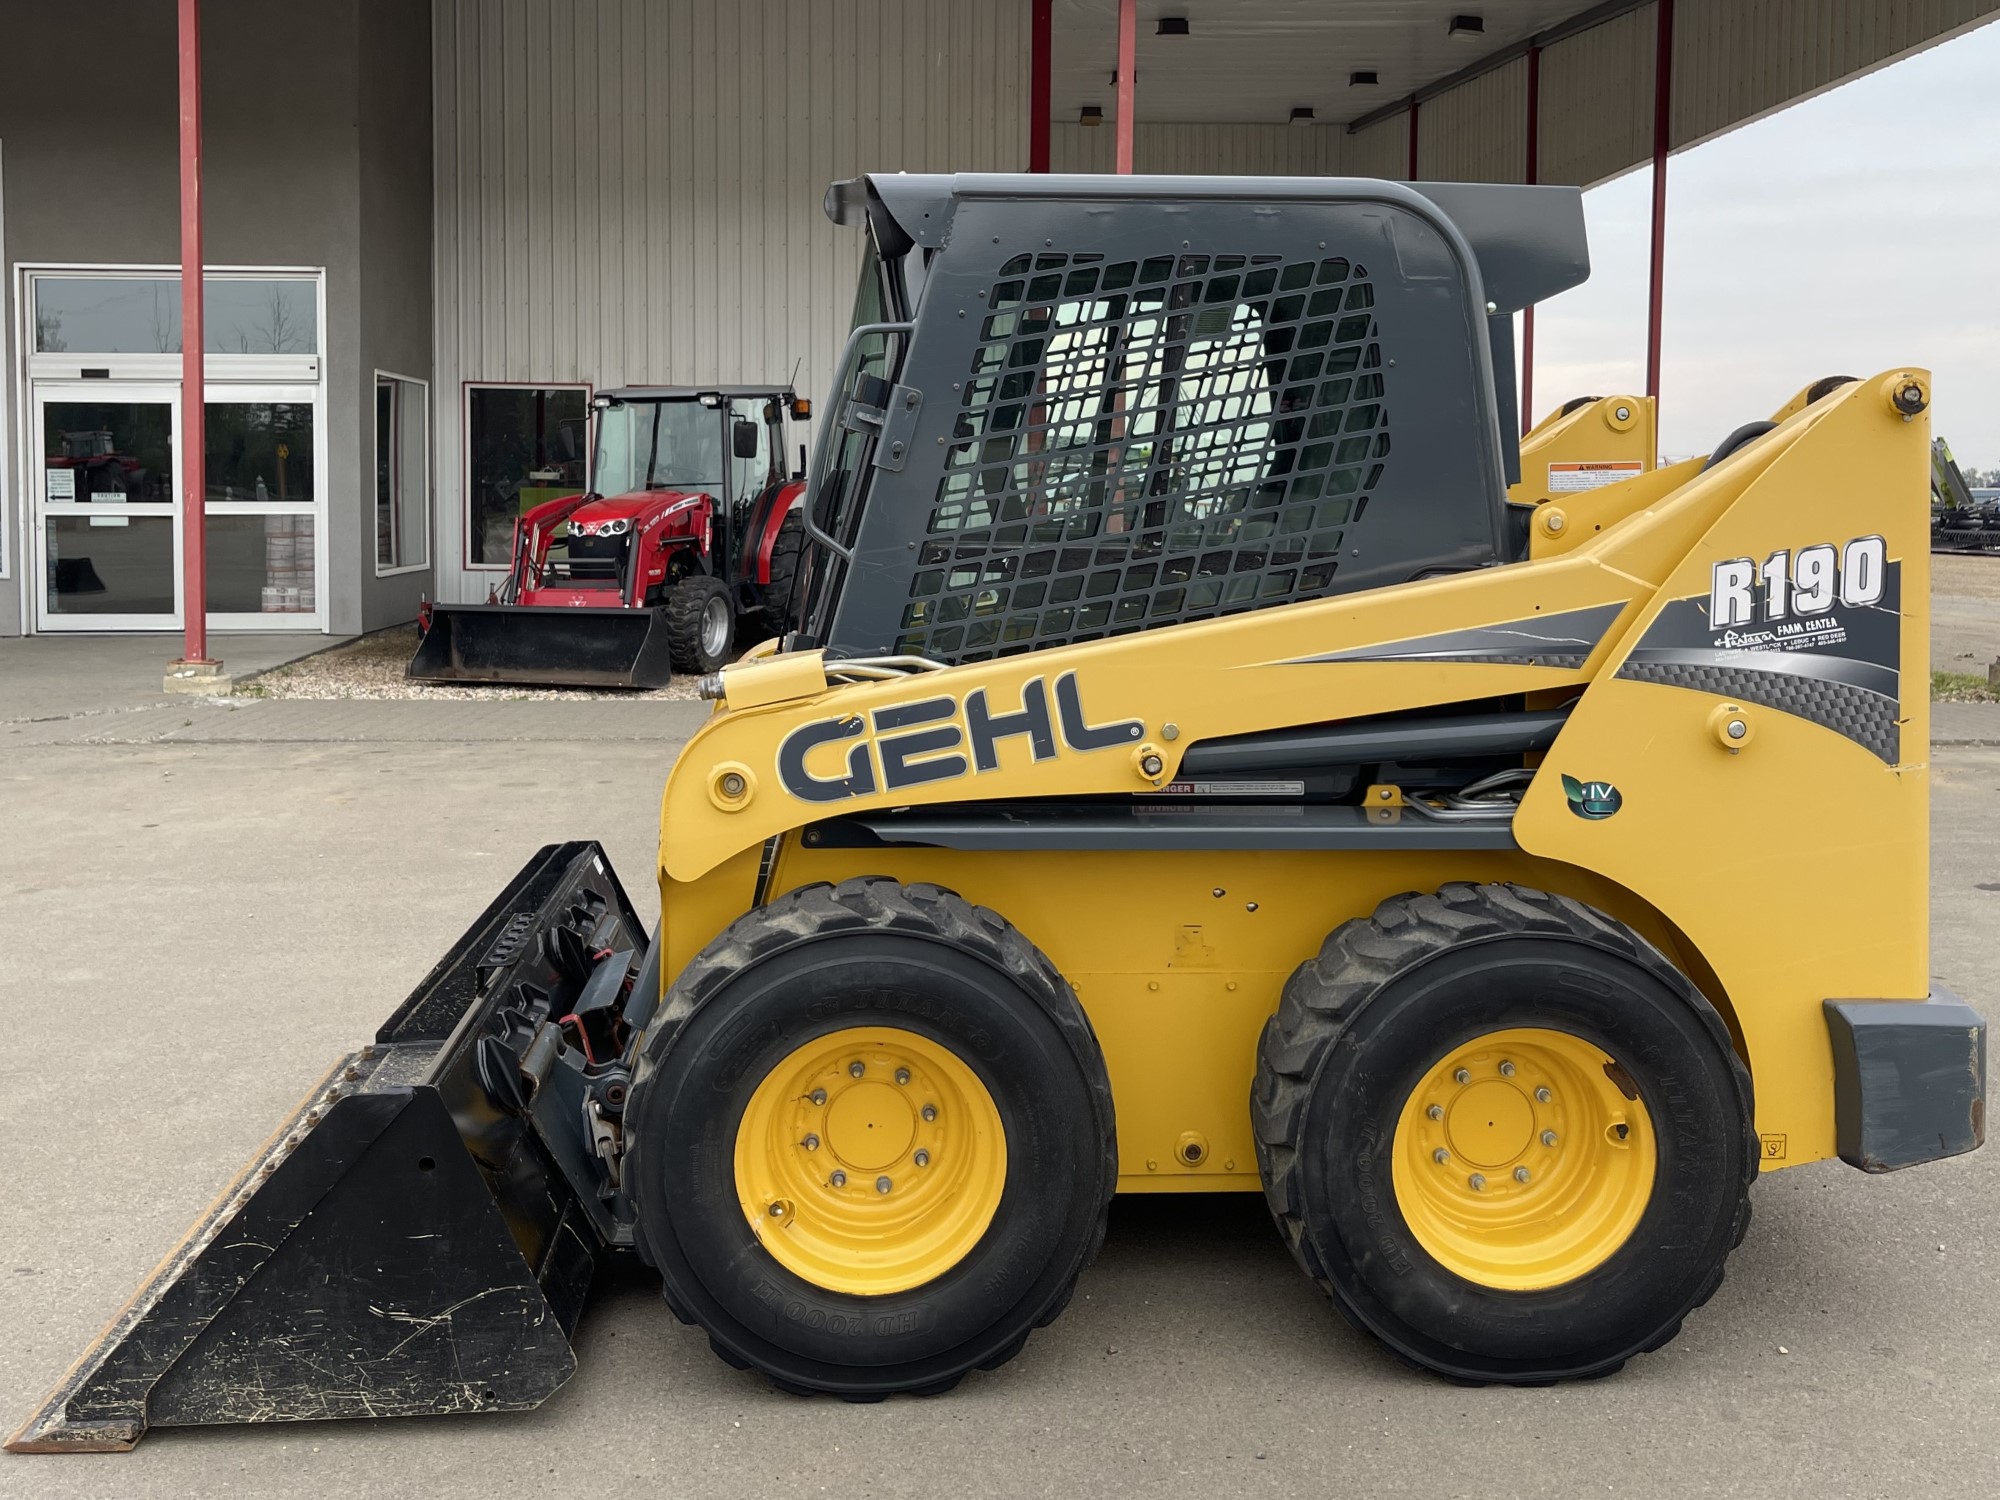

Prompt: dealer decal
[
  {"left": 1620, "top": 535, "right": 1903, "bottom": 763},
  {"left": 776, "top": 671, "right": 1144, "bottom": 804}
]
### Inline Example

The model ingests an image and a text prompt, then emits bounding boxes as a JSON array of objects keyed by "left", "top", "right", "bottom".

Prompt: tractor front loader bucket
[
  {"left": 407, "top": 603, "right": 675, "bottom": 689},
  {"left": 8, "top": 842, "right": 650, "bottom": 1453}
]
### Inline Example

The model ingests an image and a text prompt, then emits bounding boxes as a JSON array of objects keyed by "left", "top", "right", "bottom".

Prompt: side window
[
  {"left": 465, "top": 385, "right": 589, "bottom": 566},
  {"left": 374, "top": 374, "right": 429, "bottom": 573},
  {"left": 729, "top": 397, "right": 773, "bottom": 507}
]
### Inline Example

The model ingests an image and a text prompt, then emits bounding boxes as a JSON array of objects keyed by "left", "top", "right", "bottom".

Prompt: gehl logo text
[{"left": 777, "top": 671, "right": 1144, "bottom": 804}]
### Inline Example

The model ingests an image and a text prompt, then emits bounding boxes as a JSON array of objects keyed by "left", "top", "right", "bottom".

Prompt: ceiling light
[
  {"left": 1289, "top": 107, "right": 1316, "bottom": 126},
  {"left": 1156, "top": 16, "right": 1189, "bottom": 36},
  {"left": 1449, "top": 14, "right": 1485, "bottom": 36},
  {"left": 1349, "top": 70, "right": 1379, "bottom": 87},
  {"left": 1080, "top": 105, "right": 1104, "bottom": 127}
]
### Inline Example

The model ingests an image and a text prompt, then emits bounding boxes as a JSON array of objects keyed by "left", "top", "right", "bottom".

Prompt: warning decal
[{"left": 1547, "top": 461, "right": 1643, "bottom": 493}]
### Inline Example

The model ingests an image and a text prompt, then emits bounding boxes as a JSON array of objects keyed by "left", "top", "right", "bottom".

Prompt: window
[
  {"left": 728, "top": 396, "right": 777, "bottom": 510},
  {"left": 589, "top": 398, "right": 723, "bottom": 499},
  {"left": 206, "top": 397, "right": 320, "bottom": 613},
  {"left": 465, "top": 385, "right": 589, "bottom": 566},
  {"left": 33, "top": 275, "right": 319, "bottom": 354},
  {"left": 375, "top": 374, "right": 429, "bottom": 573}
]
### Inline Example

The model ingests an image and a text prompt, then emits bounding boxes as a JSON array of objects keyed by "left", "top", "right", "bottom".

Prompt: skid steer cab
[
  {"left": 407, "top": 385, "right": 812, "bottom": 689},
  {"left": 14, "top": 172, "right": 1985, "bottom": 1454}
]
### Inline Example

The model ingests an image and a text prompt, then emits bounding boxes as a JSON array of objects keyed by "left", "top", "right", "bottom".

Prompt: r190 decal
[{"left": 1710, "top": 535, "right": 1885, "bottom": 628}]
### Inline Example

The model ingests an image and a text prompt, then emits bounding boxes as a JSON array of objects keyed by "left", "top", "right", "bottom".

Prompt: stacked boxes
[{"left": 260, "top": 515, "right": 317, "bottom": 613}]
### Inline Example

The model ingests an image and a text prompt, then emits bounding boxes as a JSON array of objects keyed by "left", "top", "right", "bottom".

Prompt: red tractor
[{"left": 409, "top": 385, "right": 810, "bottom": 688}]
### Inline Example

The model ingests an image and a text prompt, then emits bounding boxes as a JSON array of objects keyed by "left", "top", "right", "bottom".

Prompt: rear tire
[
  {"left": 1252, "top": 883, "right": 1754, "bottom": 1384},
  {"left": 664, "top": 575, "right": 733, "bottom": 674},
  {"left": 624, "top": 878, "right": 1116, "bottom": 1398},
  {"left": 760, "top": 510, "right": 806, "bottom": 635}
]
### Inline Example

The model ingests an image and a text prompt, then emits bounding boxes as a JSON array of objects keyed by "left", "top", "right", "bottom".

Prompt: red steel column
[
  {"left": 176, "top": 0, "right": 211, "bottom": 665},
  {"left": 1645, "top": 0, "right": 1673, "bottom": 401},
  {"left": 1029, "top": 0, "right": 1052, "bottom": 172},
  {"left": 1115, "top": 0, "right": 1136, "bottom": 173},
  {"left": 1407, "top": 100, "right": 1420, "bottom": 179},
  {"left": 1520, "top": 42, "right": 1541, "bottom": 435}
]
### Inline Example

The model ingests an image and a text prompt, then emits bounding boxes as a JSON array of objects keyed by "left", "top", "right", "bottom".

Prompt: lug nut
[
  {"left": 895, "top": 1068, "right": 911, "bottom": 1085},
  {"left": 810, "top": 1089, "right": 827, "bottom": 1106},
  {"left": 1499, "top": 1060, "right": 1516, "bottom": 1077},
  {"left": 1541, "top": 1129, "right": 1558, "bottom": 1147},
  {"left": 1514, "top": 1166, "right": 1532, "bottom": 1183},
  {"left": 1535, "top": 1087, "right": 1552, "bottom": 1103},
  {"left": 803, "top": 1133, "right": 821, "bottom": 1151},
  {"left": 1433, "top": 1148, "right": 1450, "bottom": 1165},
  {"left": 830, "top": 1171, "right": 847, "bottom": 1188},
  {"left": 914, "top": 1149, "right": 931, "bottom": 1167},
  {"left": 876, "top": 1176, "right": 893, "bottom": 1195},
  {"left": 1453, "top": 1068, "right": 1471, "bottom": 1085},
  {"left": 922, "top": 1104, "right": 938, "bottom": 1122},
  {"left": 1468, "top": 1174, "right": 1486, "bottom": 1191},
  {"left": 1427, "top": 1104, "right": 1444, "bottom": 1121},
  {"left": 849, "top": 1061, "right": 866, "bottom": 1078},
  {"left": 769, "top": 1201, "right": 787, "bottom": 1218}
]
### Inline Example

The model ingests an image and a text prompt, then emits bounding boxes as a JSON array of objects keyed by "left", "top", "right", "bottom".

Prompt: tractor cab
[{"left": 588, "top": 386, "right": 810, "bottom": 577}]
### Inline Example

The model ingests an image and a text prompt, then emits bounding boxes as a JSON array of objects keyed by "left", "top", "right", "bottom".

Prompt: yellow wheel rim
[
  {"left": 733, "top": 1026, "right": 1007, "bottom": 1296},
  {"left": 1390, "top": 1027, "right": 1656, "bottom": 1291}
]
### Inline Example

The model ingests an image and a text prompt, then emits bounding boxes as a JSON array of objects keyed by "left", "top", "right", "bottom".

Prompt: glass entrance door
[{"left": 33, "top": 385, "right": 184, "bottom": 630}]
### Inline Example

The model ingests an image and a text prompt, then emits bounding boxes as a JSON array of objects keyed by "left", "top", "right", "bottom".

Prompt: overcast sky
[{"left": 1529, "top": 18, "right": 2000, "bottom": 470}]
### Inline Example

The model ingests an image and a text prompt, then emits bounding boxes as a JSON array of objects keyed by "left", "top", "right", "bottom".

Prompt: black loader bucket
[
  {"left": 407, "top": 604, "right": 674, "bottom": 689},
  {"left": 8, "top": 843, "right": 652, "bottom": 1453}
]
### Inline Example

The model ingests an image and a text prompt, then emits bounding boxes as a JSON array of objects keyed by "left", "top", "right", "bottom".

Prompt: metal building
[{"left": 1, "top": 0, "right": 1993, "bottom": 638}]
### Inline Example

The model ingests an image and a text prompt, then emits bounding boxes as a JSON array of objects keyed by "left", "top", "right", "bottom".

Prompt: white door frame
[
  {"left": 31, "top": 381, "right": 185, "bottom": 631},
  {"left": 16, "top": 263, "right": 328, "bottom": 633},
  {"left": 202, "top": 381, "right": 329, "bottom": 630}
]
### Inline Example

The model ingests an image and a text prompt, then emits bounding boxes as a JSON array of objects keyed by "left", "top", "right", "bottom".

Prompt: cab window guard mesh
[{"left": 897, "top": 249, "right": 1389, "bottom": 661}]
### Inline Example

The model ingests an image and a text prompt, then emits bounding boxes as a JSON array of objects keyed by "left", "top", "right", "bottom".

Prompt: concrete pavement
[
  {"left": 0, "top": 631, "right": 346, "bottom": 723},
  {"left": 0, "top": 644, "right": 1997, "bottom": 1498}
]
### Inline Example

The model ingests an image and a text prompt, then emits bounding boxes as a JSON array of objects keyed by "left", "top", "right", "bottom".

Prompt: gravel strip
[{"left": 238, "top": 626, "right": 702, "bottom": 701}]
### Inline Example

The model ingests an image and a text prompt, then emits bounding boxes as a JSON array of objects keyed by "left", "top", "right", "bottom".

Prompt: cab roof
[{"left": 595, "top": 385, "right": 794, "bottom": 404}]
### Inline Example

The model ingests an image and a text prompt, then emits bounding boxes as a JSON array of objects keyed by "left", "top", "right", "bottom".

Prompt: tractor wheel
[
  {"left": 760, "top": 509, "right": 806, "bottom": 634},
  {"left": 664, "top": 575, "right": 734, "bottom": 674},
  {"left": 624, "top": 878, "right": 1116, "bottom": 1399},
  {"left": 1252, "top": 883, "right": 1755, "bottom": 1384}
]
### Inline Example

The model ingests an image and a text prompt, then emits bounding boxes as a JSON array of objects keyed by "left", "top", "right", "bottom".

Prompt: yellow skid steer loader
[{"left": 12, "top": 173, "right": 1982, "bottom": 1451}]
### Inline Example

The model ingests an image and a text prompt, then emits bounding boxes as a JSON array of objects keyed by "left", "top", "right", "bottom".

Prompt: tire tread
[
  {"left": 627, "top": 877, "right": 1117, "bottom": 1395},
  {"left": 1250, "top": 882, "right": 1757, "bottom": 1383}
]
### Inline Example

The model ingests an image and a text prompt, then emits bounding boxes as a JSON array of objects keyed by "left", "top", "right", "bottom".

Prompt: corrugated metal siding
[
  {"left": 1342, "top": 113, "right": 1408, "bottom": 179},
  {"left": 431, "top": 0, "right": 1029, "bottom": 596},
  {"left": 1673, "top": 0, "right": 2000, "bottom": 149},
  {"left": 1537, "top": 1, "right": 1659, "bottom": 187},
  {"left": 1421, "top": 56, "right": 1528, "bottom": 183},
  {"left": 1049, "top": 121, "right": 1342, "bottom": 175}
]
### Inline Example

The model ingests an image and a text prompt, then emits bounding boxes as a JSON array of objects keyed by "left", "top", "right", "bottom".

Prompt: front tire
[
  {"left": 664, "top": 575, "right": 734, "bottom": 674},
  {"left": 625, "top": 879, "right": 1116, "bottom": 1398},
  {"left": 1252, "top": 883, "right": 1754, "bottom": 1384}
]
